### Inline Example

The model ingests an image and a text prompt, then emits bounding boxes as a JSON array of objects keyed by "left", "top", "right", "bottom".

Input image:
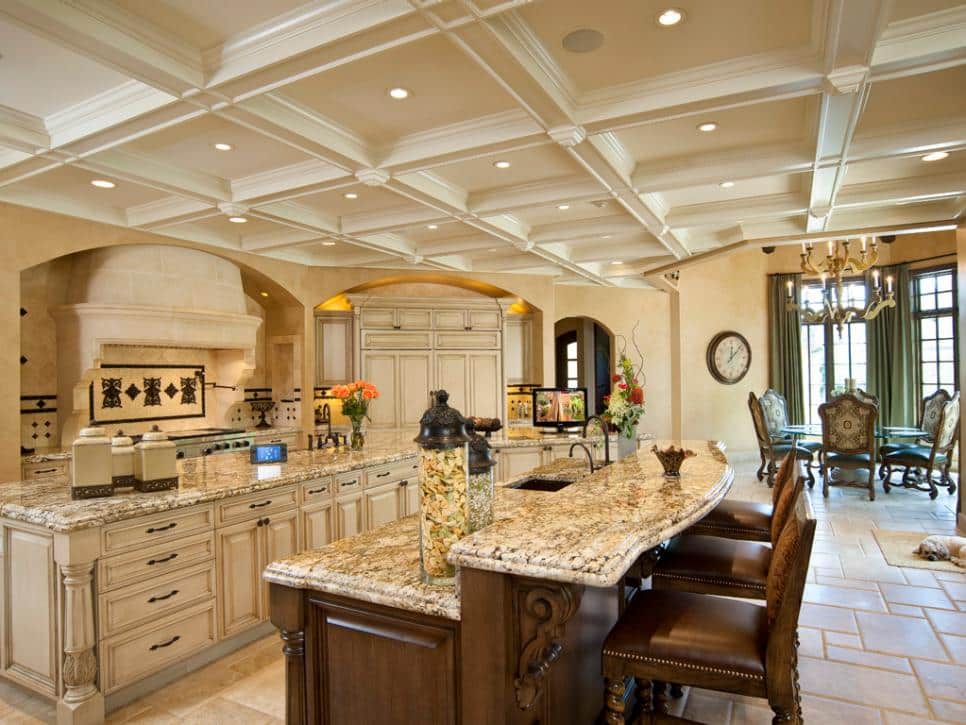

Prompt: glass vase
[
  {"left": 468, "top": 469, "right": 495, "bottom": 532},
  {"left": 418, "top": 446, "right": 469, "bottom": 585},
  {"left": 350, "top": 418, "right": 365, "bottom": 451},
  {"left": 617, "top": 434, "right": 637, "bottom": 460}
]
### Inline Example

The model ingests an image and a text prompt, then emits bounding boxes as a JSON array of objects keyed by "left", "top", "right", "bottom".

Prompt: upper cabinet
[
  {"left": 433, "top": 309, "right": 501, "bottom": 331},
  {"left": 504, "top": 315, "right": 533, "bottom": 385},
  {"left": 315, "top": 313, "right": 353, "bottom": 387},
  {"left": 360, "top": 307, "right": 432, "bottom": 330}
]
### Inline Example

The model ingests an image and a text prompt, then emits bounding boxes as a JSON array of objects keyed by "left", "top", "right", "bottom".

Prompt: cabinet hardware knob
[
  {"left": 146, "top": 522, "right": 177, "bottom": 534},
  {"left": 147, "top": 553, "right": 178, "bottom": 566},
  {"left": 149, "top": 635, "right": 180, "bottom": 651},
  {"left": 148, "top": 589, "right": 179, "bottom": 604},
  {"left": 263, "top": 517, "right": 270, "bottom": 526},
  {"left": 249, "top": 500, "right": 272, "bottom": 509},
  {"left": 399, "top": 480, "right": 408, "bottom": 487},
  {"left": 392, "top": 325, "right": 401, "bottom": 330}
]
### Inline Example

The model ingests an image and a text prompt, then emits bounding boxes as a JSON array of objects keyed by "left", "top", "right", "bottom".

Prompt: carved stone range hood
[{"left": 52, "top": 245, "right": 262, "bottom": 442}]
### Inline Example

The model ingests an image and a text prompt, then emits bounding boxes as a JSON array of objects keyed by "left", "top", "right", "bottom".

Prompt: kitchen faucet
[
  {"left": 581, "top": 414, "right": 612, "bottom": 467},
  {"left": 568, "top": 442, "right": 597, "bottom": 473}
]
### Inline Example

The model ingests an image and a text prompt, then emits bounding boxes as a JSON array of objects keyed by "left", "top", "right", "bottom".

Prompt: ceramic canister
[
  {"left": 111, "top": 430, "right": 136, "bottom": 487},
  {"left": 133, "top": 427, "right": 179, "bottom": 492},
  {"left": 71, "top": 426, "right": 114, "bottom": 499}
]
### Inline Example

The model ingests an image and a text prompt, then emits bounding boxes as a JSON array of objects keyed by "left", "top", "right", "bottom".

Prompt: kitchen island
[
  {"left": 0, "top": 427, "right": 644, "bottom": 724},
  {"left": 264, "top": 440, "right": 732, "bottom": 725}
]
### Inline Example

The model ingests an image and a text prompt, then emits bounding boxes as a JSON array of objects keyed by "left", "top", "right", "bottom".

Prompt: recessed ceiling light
[
  {"left": 719, "top": 180, "right": 735, "bottom": 188},
  {"left": 493, "top": 160, "right": 511, "bottom": 169},
  {"left": 557, "top": 204, "right": 570, "bottom": 210},
  {"left": 922, "top": 151, "right": 949, "bottom": 162},
  {"left": 427, "top": 224, "right": 438, "bottom": 230},
  {"left": 562, "top": 28, "right": 605, "bottom": 53},
  {"left": 487, "top": 248, "right": 498, "bottom": 252},
  {"left": 657, "top": 8, "right": 685, "bottom": 27},
  {"left": 213, "top": 142, "right": 233, "bottom": 151},
  {"left": 322, "top": 241, "right": 336, "bottom": 246},
  {"left": 611, "top": 260, "right": 624, "bottom": 265},
  {"left": 388, "top": 87, "right": 410, "bottom": 100},
  {"left": 697, "top": 121, "right": 718, "bottom": 132},
  {"left": 344, "top": 192, "right": 358, "bottom": 199},
  {"left": 90, "top": 179, "right": 115, "bottom": 189},
  {"left": 601, "top": 234, "right": 613, "bottom": 239},
  {"left": 259, "top": 291, "right": 269, "bottom": 297},
  {"left": 228, "top": 216, "right": 247, "bottom": 223}
]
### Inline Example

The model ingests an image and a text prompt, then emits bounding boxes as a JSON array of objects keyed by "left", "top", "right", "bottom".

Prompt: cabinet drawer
[
  {"left": 467, "top": 310, "right": 501, "bottom": 330},
  {"left": 21, "top": 460, "right": 70, "bottom": 480},
  {"left": 97, "top": 532, "right": 215, "bottom": 592},
  {"left": 102, "top": 506, "right": 213, "bottom": 556},
  {"left": 334, "top": 470, "right": 364, "bottom": 494},
  {"left": 433, "top": 310, "right": 465, "bottom": 330},
  {"left": 361, "top": 331, "right": 433, "bottom": 349},
  {"left": 398, "top": 309, "right": 432, "bottom": 329},
  {"left": 366, "top": 458, "right": 418, "bottom": 487},
  {"left": 435, "top": 331, "right": 500, "bottom": 349},
  {"left": 215, "top": 487, "right": 297, "bottom": 526},
  {"left": 300, "top": 477, "right": 333, "bottom": 504},
  {"left": 360, "top": 308, "right": 396, "bottom": 329},
  {"left": 100, "top": 601, "right": 216, "bottom": 694},
  {"left": 98, "top": 562, "right": 215, "bottom": 638}
]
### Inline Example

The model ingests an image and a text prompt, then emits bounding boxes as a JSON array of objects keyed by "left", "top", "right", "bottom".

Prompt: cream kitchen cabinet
[
  {"left": 360, "top": 307, "right": 432, "bottom": 330},
  {"left": 433, "top": 309, "right": 501, "bottom": 331},
  {"left": 335, "top": 492, "right": 364, "bottom": 539},
  {"left": 364, "top": 481, "right": 404, "bottom": 530},
  {"left": 498, "top": 447, "right": 545, "bottom": 482},
  {"left": 434, "top": 350, "right": 501, "bottom": 420},
  {"left": 315, "top": 313, "right": 353, "bottom": 386},
  {"left": 504, "top": 315, "right": 533, "bottom": 384},
  {"left": 362, "top": 351, "right": 432, "bottom": 429}
]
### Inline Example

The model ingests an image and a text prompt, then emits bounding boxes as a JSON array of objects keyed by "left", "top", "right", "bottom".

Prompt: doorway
[{"left": 554, "top": 317, "right": 614, "bottom": 415}]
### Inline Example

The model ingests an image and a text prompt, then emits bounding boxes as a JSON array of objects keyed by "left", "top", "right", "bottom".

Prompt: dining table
[{"left": 780, "top": 424, "right": 929, "bottom": 440}]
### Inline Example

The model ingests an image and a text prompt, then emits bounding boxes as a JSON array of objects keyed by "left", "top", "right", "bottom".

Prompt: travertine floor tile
[
  {"left": 928, "top": 697, "right": 966, "bottom": 723},
  {"left": 801, "top": 694, "right": 884, "bottom": 725},
  {"left": 825, "top": 631, "right": 862, "bottom": 648},
  {"left": 856, "top": 611, "right": 949, "bottom": 660},
  {"left": 804, "top": 582, "right": 888, "bottom": 611},
  {"left": 681, "top": 689, "right": 734, "bottom": 723},
  {"left": 879, "top": 583, "right": 956, "bottom": 610},
  {"left": 911, "top": 659, "right": 966, "bottom": 701},
  {"left": 924, "top": 608, "right": 966, "bottom": 636},
  {"left": 939, "top": 633, "right": 966, "bottom": 664},
  {"left": 799, "top": 656, "right": 929, "bottom": 714},
  {"left": 799, "top": 602, "right": 859, "bottom": 632},
  {"left": 825, "top": 645, "right": 913, "bottom": 674},
  {"left": 798, "top": 627, "right": 824, "bottom": 658}
]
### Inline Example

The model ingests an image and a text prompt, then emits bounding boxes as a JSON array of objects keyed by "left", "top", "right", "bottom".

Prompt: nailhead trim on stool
[{"left": 600, "top": 651, "right": 765, "bottom": 681}]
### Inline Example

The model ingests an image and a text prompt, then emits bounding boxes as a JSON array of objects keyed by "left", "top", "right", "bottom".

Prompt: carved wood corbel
[{"left": 512, "top": 580, "right": 583, "bottom": 710}]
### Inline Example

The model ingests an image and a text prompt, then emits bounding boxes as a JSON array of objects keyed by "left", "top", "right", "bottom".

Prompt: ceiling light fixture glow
[
  {"left": 259, "top": 291, "right": 269, "bottom": 297},
  {"left": 388, "top": 87, "right": 410, "bottom": 100},
  {"left": 427, "top": 224, "right": 438, "bottom": 230},
  {"left": 697, "top": 121, "right": 718, "bottom": 132},
  {"left": 611, "top": 260, "right": 624, "bottom": 265},
  {"left": 90, "top": 179, "right": 116, "bottom": 189},
  {"left": 557, "top": 204, "right": 570, "bottom": 210},
  {"left": 493, "top": 160, "right": 511, "bottom": 169},
  {"left": 228, "top": 216, "right": 247, "bottom": 223},
  {"left": 922, "top": 151, "right": 949, "bottom": 162},
  {"left": 322, "top": 241, "right": 336, "bottom": 246},
  {"left": 213, "top": 142, "right": 233, "bottom": 151},
  {"left": 657, "top": 8, "right": 684, "bottom": 26},
  {"left": 719, "top": 180, "right": 735, "bottom": 188},
  {"left": 344, "top": 192, "right": 358, "bottom": 199}
]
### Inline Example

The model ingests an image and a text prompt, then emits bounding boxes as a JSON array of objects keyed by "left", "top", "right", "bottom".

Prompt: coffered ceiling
[{"left": 0, "top": 0, "right": 964, "bottom": 287}]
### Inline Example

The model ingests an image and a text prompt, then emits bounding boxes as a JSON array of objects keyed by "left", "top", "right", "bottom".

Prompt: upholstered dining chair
[
  {"left": 881, "top": 393, "right": 960, "bottom": 499},
  {"left": 818, "top": 393, "right": 879, "bottom": 500},
  {"left": 602, "top": 494, "right": 816, "bottom": 724},
  {"left": 760, "top": 387, "right": 822, "bottom": 468},
  {"left": 749, "top": 392, "right": 814, "bottom": 488},
  {"left": 878, "top": 388, "right": 952, "bottom": 479}
]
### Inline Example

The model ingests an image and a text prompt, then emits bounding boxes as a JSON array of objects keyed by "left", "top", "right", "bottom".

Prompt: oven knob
[
  {"left": 203, "top": 447, "right": 212, "bottom": 456},
  {"left": 176, "top": 451, "right": 185, "bottom": 459},
  {"left": 243, "top": 440, "right": 250, "bottom": 447}
]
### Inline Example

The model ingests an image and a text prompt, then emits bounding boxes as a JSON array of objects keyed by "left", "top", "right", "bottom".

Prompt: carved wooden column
[
  {"left": 270, "top": 583, "right": 306, "bottom": 725},
  {"left": 54, "top": 529, "right": 103, "bottom": 725}
]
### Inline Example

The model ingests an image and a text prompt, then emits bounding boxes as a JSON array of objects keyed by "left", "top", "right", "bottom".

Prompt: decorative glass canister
[
  {"left": 413, "top": 390, "right": 471, "bottom": 586},
  {"left": 466, "top": 422, "right": 496, "bottom": 532}
]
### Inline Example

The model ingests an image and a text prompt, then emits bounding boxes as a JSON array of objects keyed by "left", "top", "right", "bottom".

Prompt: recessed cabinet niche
[{"left": 315, "top": 313, "right": 353, "bottom": 387}]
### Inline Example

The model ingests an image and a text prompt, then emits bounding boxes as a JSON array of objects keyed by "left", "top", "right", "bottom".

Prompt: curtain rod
[{"left": 767, "top": 251, "right": 956, "bottom": 277}]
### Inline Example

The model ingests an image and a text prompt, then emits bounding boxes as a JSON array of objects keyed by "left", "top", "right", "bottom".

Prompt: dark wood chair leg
[
  {"left": 882, "top": 462, "right": 892, "bottom": 492},
  {"left": 822, "top": 462, "right": 830, "bottom": 498},
  {"left": 669, "top": 683, "right": 684, "bottom": 699},
  {"left": 867, "top": 464, "right": 876, "bottom": 501},
  {"left": 652, "top": 681, "right": 669, "bottom": 715},
  {"left": 604, "top": 678, "right": 626, "bottom": 724},
  {"left": 766, "top": 459, "right": 777, "bottom": 488},
  {"left": 771, "top": 706, "right": 795, "bottom": 724},
  {"left": 926, "top": 466, "right": 939, "bottom": 500},
  {"left": 756, "top": 450, "right": 767, "bottom": 481},
  {"left": 634, "top": 678, "right": 653, "bottom": 717}
]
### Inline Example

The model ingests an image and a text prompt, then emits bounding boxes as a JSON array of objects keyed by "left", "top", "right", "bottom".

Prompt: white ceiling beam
[
  {"left": 0, "top": 0, "right": 203, "bottom": 96},
  {"left": 528, "top": 215, "right": 643, "bottom": 244},
  {"left": 125, "top": 197, "right": 215, "bottom": 229},
  {"left": 73, "top": 149, "right": 230, "bottom": 203},
  {"left": 469, "top": 174, "right": 606, "bottom": 215},
  {"left": 835, "top": 171, "right": 966, "bottom": 209},
  {"left": 232, "top": 161, "right": 350, "bottom": 204},
  {"left": 870, "top": 6, "right": 966, "bottom": 81},
  {"left": 667, "top": 193, "right": 809, "bottom": 229},
  {"left": 0, "top": 107, "right": 50, "bottom": 153}
]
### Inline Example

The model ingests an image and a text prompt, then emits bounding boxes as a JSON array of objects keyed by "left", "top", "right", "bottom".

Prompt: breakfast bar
[{"left": 264, "top": 440, "right": 732, "bottom": 724}]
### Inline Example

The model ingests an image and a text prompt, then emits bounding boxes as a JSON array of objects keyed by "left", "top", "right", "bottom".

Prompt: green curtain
[
  {"left": 768, "top": 273, "right": 804, "bottom": 424},
  {"left": 866, "top": 264, "right": 918, "bottom": 426}
]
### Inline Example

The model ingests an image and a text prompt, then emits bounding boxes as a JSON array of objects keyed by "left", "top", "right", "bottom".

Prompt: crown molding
[
  {"left": 667, "top": 192, "right": 809, "bottom": 229},
  {"left": 125, "top": 196, "right": 214, "bottom": 228},
  {"left": 0, "top": 106, "right": 49, "bottom": 152},
  {"left": 469, "top": 174, "right": 606, "bottom": 215},
  {"left": 45, "top": 82, "right": 175, "bottom": 148},
  {"left": 232, "top": 159, "right": 347, "bottom": 202},
  {"left": 499, "top": 11, "right": 580, "bottom": 110}
]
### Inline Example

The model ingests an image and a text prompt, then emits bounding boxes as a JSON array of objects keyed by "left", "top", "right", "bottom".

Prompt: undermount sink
[{"left": 509, "top": 477, "right": 574, "bottom": 492}]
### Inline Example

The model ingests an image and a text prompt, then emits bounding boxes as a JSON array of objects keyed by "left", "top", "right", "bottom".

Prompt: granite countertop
[{"left": 263, "top": 441, "right": 731, "bottom": 619}]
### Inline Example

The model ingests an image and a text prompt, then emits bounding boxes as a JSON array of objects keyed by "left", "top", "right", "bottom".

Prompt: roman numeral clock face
[{"left": 707, "top": 331, "right": 752, "bottom": 385}]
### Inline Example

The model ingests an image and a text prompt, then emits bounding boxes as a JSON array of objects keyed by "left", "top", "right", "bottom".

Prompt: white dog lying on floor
[{"left": 915, "top": 535, "right": 966, "bottom": 567}]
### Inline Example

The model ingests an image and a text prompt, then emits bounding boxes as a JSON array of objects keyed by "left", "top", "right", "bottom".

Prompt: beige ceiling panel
[
  {"left": 887, "top": 0, "right": 965, "bottom": 22},
  {"left": 660, "top": 173, "right": 806, "bottom": 207},
  {"left": 844, "top": 150, "right": 966, "bottom": 185},
  {"left": 12, "top": 164, "right": 172, "bottom": 209},
  {"left": 190, "top": 214, "right": 288, "bottom": 238},
  {"left": 430, "top": 145, "right": 584, "bottom": 192},
  {"left": 857, "top": 66, "right": 966, "bottom": 136},
  {"left": 508, "top": 199, "right": 625, "bottom": 227},
  {"left": 277, "top": 35, "right": 518, "bottom": 144},
  {"left": 517, "top": 0, "right": 814, "bottom": 93},
  {"left": 295, "top": 185, "right": 419, "bottom": 217}
]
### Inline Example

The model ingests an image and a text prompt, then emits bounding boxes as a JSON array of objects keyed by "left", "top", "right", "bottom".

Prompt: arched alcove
[{"left": 553, "top": 316, "right": 615, "bottom": 416}]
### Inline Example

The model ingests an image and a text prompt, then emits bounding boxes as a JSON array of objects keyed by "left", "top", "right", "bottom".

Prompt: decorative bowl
[
  {"left": 651, "top": 445, "right": 696, "bottom": 477},
  {"left": 466, "top": 417, "right": 502, "bottom": 438}
]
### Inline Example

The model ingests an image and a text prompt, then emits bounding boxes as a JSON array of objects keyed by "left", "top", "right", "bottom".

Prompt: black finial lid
[
  {"left": 466, "top": 420, "right": 496, "bottom": 473},
  {"left": 414, "top": 390, "right": 471, "bottom": 449}
]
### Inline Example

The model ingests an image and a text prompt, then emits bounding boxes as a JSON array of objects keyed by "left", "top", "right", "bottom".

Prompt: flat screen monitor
[{"left": 532, "top": 388, "right": 587, "bottom": 431}]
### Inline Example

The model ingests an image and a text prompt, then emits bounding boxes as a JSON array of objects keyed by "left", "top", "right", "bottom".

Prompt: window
[
  {"left": 565, "top": 341, "right": 578, "bottom": 389},
  {"left": 799, "top": 279, "right": 869, "bottom": 425},
  {"left": 914, "top": 267, "right": 958, "bottom": 402}
]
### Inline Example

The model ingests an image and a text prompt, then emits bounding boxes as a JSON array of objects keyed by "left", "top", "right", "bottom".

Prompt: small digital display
[
  {"left": 250, "top": 443, "right": 288, "bottom": 465},
  {"left": 532, "top": 388, "right": 587, "bottom": 429}
]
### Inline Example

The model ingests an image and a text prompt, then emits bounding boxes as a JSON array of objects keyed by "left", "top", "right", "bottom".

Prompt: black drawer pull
[
  {"left": 33, "top": 468, "right": 58, "bottom": 474},
  {"left": 307, "top": 487, "right": 327, "bottom": 495},
  {"left": 248, "top": 500, "right": 272, "bottom": 509},
  {"left": 464, "top": 326, "right": 472, "bottom": 331},
  {"left": 147, "top": 553, "right": 178, "bottom": 566},
  {"left": 399, "top": 480, "right": 409, "bottom": 487},
  {"left": 342, "top": 480, "right": 358, "bottom": 487},
  {"left": 149, "top": 635, "right": 180, "bottom": 651},
  {"left": 392, "top": 325, "right": 401, "bottom": 330},
  {"left": 376, "top": 471, "right": 390, "bottom": 478},
  {"left": 256, "top": 517, "right": 271, "bottom": 527},
  {"left": 146, "top": 522, "right": 177, "bottom": 534},
  {"left": 148, "top": 589, "right": 179, "bottom": 604}
]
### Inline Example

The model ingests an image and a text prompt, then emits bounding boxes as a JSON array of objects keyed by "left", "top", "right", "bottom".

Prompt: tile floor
[{"left": 0, "top": 461, "right": 962, "bottom": 724}]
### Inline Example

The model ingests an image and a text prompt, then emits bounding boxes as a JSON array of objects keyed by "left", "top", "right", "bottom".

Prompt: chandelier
[{"left": 786, "top": 237, "right": 895, "bottom": 335}]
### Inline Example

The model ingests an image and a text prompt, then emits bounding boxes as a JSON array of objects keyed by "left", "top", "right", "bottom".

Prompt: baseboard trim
[{"left": 104, "top": 621, "right": 276, "bottom": 712}]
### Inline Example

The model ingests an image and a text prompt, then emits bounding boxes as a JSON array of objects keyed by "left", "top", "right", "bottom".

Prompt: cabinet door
[
  {"left": 316, "top": 315, "right": 353, "bottom": 386},
  {"left": 260, "top": 509, "right": 299, "bottom": 614},
  {"left": 504, "top": 317, "right": 531, "bottom": 384},
  {"left": 335, "top": 493, "right": 364, "bottom": 539},
  {"left": 468, "top": 351, "right": 500, "bottom": 419},
  {"left": 434, "top": 352, "right": 468, "bottom": 415},
  {"left": 360, "top": 308, "right": 396, "bottom": 329},
  {"left": 467, "top": 309, "right": 501, "bottom": 330},
  {"left": 364, "top": 482, "right": 403, "bottom": 531},
  {"left": 301, "top": 503, "right": 333, "bottom": 551},
  {"left": 403, "top": 480, "right": 419, "bottom": 516},
  {"left": 397, "top": 309, "right": 432, "bottom": 329},
  {"left": 500, "top": 448, "right": 544, "bottom": 482},
  {"left": 217, "top": 519, "right": 262, "bottom": 638},
  {"left": 433, "top": 310, "right": 465, "bottom": 330},
  {"left": 398, "top": 353, "right": 432, "bottom": 427},
  {"left": 363, "top": 353, "right": 398, "bottom": 428}
]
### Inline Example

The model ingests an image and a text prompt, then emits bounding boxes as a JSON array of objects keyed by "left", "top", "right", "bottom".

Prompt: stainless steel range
[{"left": 156, "top": 428, "right": 256, "bottom": 459}]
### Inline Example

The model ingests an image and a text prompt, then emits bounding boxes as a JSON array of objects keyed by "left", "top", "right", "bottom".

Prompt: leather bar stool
[
  {"left": 602, "top": 495, "right": 816, "bottom": 724},
  {"left": 651, "top": 462, "right": 805, "bottom": 599},
  {"left": 684, "top": 448, "right": 798, "bottom": 543}
]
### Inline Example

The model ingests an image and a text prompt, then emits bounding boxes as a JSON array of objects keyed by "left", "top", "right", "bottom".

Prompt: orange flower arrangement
[{"left": 331, "top": 380, "right": 380, "bottom": 420}]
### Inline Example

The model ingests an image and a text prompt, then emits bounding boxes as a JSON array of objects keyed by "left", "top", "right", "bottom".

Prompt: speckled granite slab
[
  {"left": 449, "top": 440, "right": 732, "bottom": 588},
  {"left": 2, "top": 443, "right": 418, "bottom": 533}
]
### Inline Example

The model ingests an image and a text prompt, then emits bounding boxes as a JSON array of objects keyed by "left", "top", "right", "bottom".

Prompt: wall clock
[{"left": 706, "top": 331, "right": 752, "bottom": 385}]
